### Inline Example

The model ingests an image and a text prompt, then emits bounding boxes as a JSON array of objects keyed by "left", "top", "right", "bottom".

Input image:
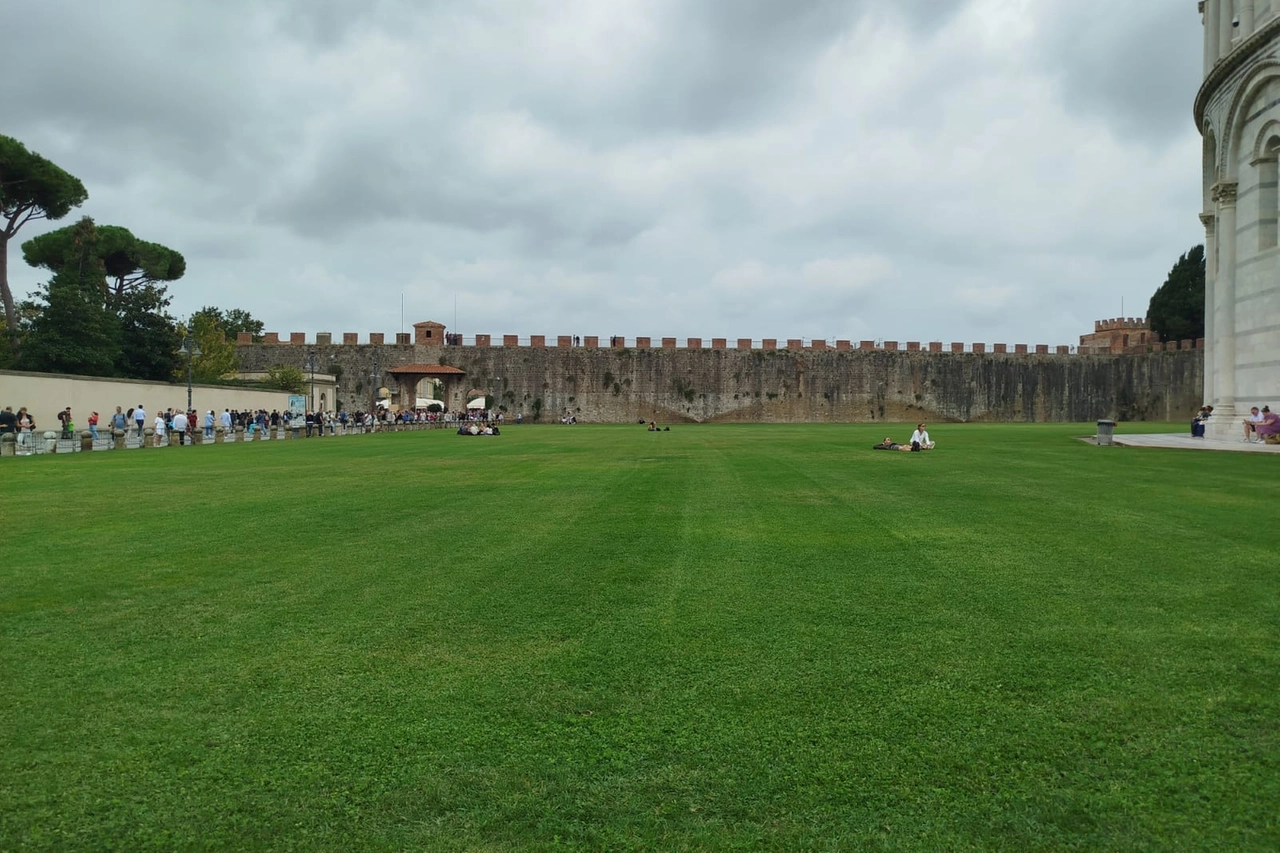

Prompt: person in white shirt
[
  {"left": 1242, "top": 406, "right": 1264, "bottom": 441},
  {"left": 154, "top": 413, "right": 166, "bottom": 446},
  {"left": 134, "top": 404, "right": 146, "bottom": 437},
  {"left": 219, "top": 409, "right": 233, "bottom": 430},
  {"left": 171, "top": 410, "right": 189, "bottom": 444},
  {"left": 910, "top": 423, "right": 935, "bottom": 450}
]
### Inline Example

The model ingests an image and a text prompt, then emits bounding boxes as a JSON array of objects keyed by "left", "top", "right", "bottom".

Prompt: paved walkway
[{"left": 1106, "top": 433, "right": 1280, "bottom": 453}]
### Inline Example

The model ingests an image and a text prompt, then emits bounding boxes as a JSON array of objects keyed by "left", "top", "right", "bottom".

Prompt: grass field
[{"left": 2, "top": 423, "right": 1277, "bottom": 851}]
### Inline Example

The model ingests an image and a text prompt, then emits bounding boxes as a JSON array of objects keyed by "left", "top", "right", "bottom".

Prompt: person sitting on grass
[
  {"left": 1254, "top": 407, "right": 1280, "bottom": 444},
  {"left": 910, "top": 423, "right": 935, "bottom": 450},
  {"left": 873, "top": 437, "right": 913, "bottom": 452},
  {"left": 1243, "top": 406, "right": 1264, "bottom": 442}
]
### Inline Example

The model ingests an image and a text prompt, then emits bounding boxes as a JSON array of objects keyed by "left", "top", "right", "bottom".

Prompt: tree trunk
[{"left": 0, "top": 232, "right": 17, "bottom": 344}]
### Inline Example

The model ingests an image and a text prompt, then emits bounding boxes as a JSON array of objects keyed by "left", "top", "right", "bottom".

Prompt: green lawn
[{"left": 2, "top": 424, "right": 1277, "bottom": 851}]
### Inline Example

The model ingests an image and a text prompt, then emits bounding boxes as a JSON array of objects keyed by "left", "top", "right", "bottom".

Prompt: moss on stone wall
[{"left": 236, "top": 344, "right": 1203, "bottom": 423}]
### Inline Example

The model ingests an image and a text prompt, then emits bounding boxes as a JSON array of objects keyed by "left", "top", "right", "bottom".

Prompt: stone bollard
[
  {"left": 234, "top": 426, "right": 245, "bottom": 443},
  {"left": 214, "top": 426, "right": 225, "bottom": 444},
  {"left": 192, "top": 429, "right": 203, "bottom": 446},
  {"left": 168, "top": 430, "right": 179, "bottom": 447},
  {"left": 1, "top": 432, "right": 14, "bottom": 457},
  {"left": 44, "top": 430, "right": 59, "bottom": 453},
  {"left": 114, "top": 428, "right": 126, "bottom": 451},
  {"left": 142, "top": 427, "right": 154, "bottom": 449},
  {"left": 80, "top": 430, "right": 94, "bottom": 453}
]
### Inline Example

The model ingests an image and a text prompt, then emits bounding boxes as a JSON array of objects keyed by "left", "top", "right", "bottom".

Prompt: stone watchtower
[
  {"left": 1196, "top": 1, "right": 1280, "bottom": 436},
  {"left": 414, "top": 320, "right": 446, "bottom": 346},
  {"left": 1079, "top": 318, "right": 1157, "bottom": 354}
]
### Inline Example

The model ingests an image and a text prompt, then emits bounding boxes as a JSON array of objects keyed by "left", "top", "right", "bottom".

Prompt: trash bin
[{"left": 1096, "top": 419, "right": 1116, "bottom": 446}]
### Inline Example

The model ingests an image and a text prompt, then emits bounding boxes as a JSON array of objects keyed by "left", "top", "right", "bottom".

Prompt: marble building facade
[{"left": 1197, "top": 0, "right": 1280, "bottom": 436}]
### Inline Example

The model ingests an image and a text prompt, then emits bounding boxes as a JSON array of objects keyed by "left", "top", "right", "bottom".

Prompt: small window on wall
[{"left": 1261, "top": 136, "right": 1279, "bottom": 251}]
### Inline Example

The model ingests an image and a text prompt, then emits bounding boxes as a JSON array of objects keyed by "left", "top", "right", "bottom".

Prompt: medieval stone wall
[{"left": 235, "top": 341, "right": 1204, "bottom": 423}]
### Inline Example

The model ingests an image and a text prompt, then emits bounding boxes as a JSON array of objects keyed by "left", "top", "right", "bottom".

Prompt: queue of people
[{"left": 0, "top": 402, "right": 395, "bottom": 452}]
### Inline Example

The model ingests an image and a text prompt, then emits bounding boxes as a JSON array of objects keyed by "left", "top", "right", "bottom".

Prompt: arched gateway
[{"left": 386, "top": 364, "right": 467, "bottom": 412}]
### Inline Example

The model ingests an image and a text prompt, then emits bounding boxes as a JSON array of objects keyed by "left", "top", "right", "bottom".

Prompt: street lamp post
[
  {"left": 370, "top": 354, "right": 381, "bottom": 415},
  {"left": 307, "top": 348, "right": 318, "bottom": 411},
  {"left": 179, "top": 336, "right": 202, "bottom": 412}
]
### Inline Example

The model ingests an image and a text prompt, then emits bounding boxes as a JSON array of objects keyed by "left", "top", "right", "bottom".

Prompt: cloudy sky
[{"left": 2, "top": 0, "right": 1204, "bottom": 347}]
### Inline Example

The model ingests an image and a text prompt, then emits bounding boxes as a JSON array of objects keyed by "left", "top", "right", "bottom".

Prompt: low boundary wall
[{"left": 0, "top": 370, "right": 299, "bottom": 431}]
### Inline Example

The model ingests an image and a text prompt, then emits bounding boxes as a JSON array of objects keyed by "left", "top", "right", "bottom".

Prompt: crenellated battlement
[
  {"left": 1093, "top": 317, "right": 1149, "bottom": 333},
  {"left": 238, "top": 325, "right": 1092, "bottom": 355},
  {"left": 235, "top": 316, "right": 1207, "bottom": 360}
]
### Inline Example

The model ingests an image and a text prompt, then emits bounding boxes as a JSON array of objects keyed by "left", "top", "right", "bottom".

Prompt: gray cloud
[
  {"left": 0, "top": 0, "right": 1206, "bottom": 346},
  {"left": 1031, "top": 1, "right": 1204, "bottom": 143}
]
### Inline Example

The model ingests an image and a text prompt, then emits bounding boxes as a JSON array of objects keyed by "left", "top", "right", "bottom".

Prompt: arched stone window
[{"left": 1254, "top": 121, "right": 1280, "bottom": 251}]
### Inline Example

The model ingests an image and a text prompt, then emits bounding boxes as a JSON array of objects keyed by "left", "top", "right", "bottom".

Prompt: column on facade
[
  {"left": 1200, "top": 212, "right": 1217, "bottom": 405},
  {"left": 1220, "top": 0, "right": 1236, "bottom": 57},
  {"left": 1212, "top": 182, "right": 1238, "bottom": 424},
  {"left": 1205, "top": 0, "right": 1221, "bottom": 71},
  {"left": 1240, "top": 0, "right": 1255, "bottom": 38}
]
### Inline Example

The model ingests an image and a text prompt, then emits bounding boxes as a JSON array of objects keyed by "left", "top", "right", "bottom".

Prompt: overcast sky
[{"left": 2, "top": 0, "right": 1204, "bottom": 347}]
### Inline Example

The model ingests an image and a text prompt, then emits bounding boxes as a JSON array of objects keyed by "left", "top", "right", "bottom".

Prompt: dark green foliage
[
  {"left": 113, "top": 285, "right": 181, "bottom": 381},
  {"left": 262, "top": 364, "right": 307, "bottom": 393},
  {"left": 192, "top": 305, "right": 263, "bottom": 342},
  {"left": 22, "top": 220, "right": 187, "bottom": 381},
  {"left": 181, "top": 312, "right": 239, "bottom": 383},
  {"left": 1147, "top": 245, "right": 1205, "bottom": 343},
  {"left": 23, "top": 221, "right": 185, "bottom": 310},
  {"left": 17, "top": 218, "right": 119, "bottom": 376},
  {"left": 0, "top": 135, "right": 89, "bottom": 343}
]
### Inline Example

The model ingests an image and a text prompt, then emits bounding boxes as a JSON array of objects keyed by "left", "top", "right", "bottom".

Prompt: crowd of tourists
[
  {"left": 0, "top": 402, "right": 410, "bottom": 450},
  {"left": 0, "top": 397, "right": 517, "bottom": 453}
]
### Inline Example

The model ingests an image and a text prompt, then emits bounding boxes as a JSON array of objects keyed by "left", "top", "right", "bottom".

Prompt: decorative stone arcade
[{"left": 1196, "top": 0, "right": 1280, "bottom": 438}]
